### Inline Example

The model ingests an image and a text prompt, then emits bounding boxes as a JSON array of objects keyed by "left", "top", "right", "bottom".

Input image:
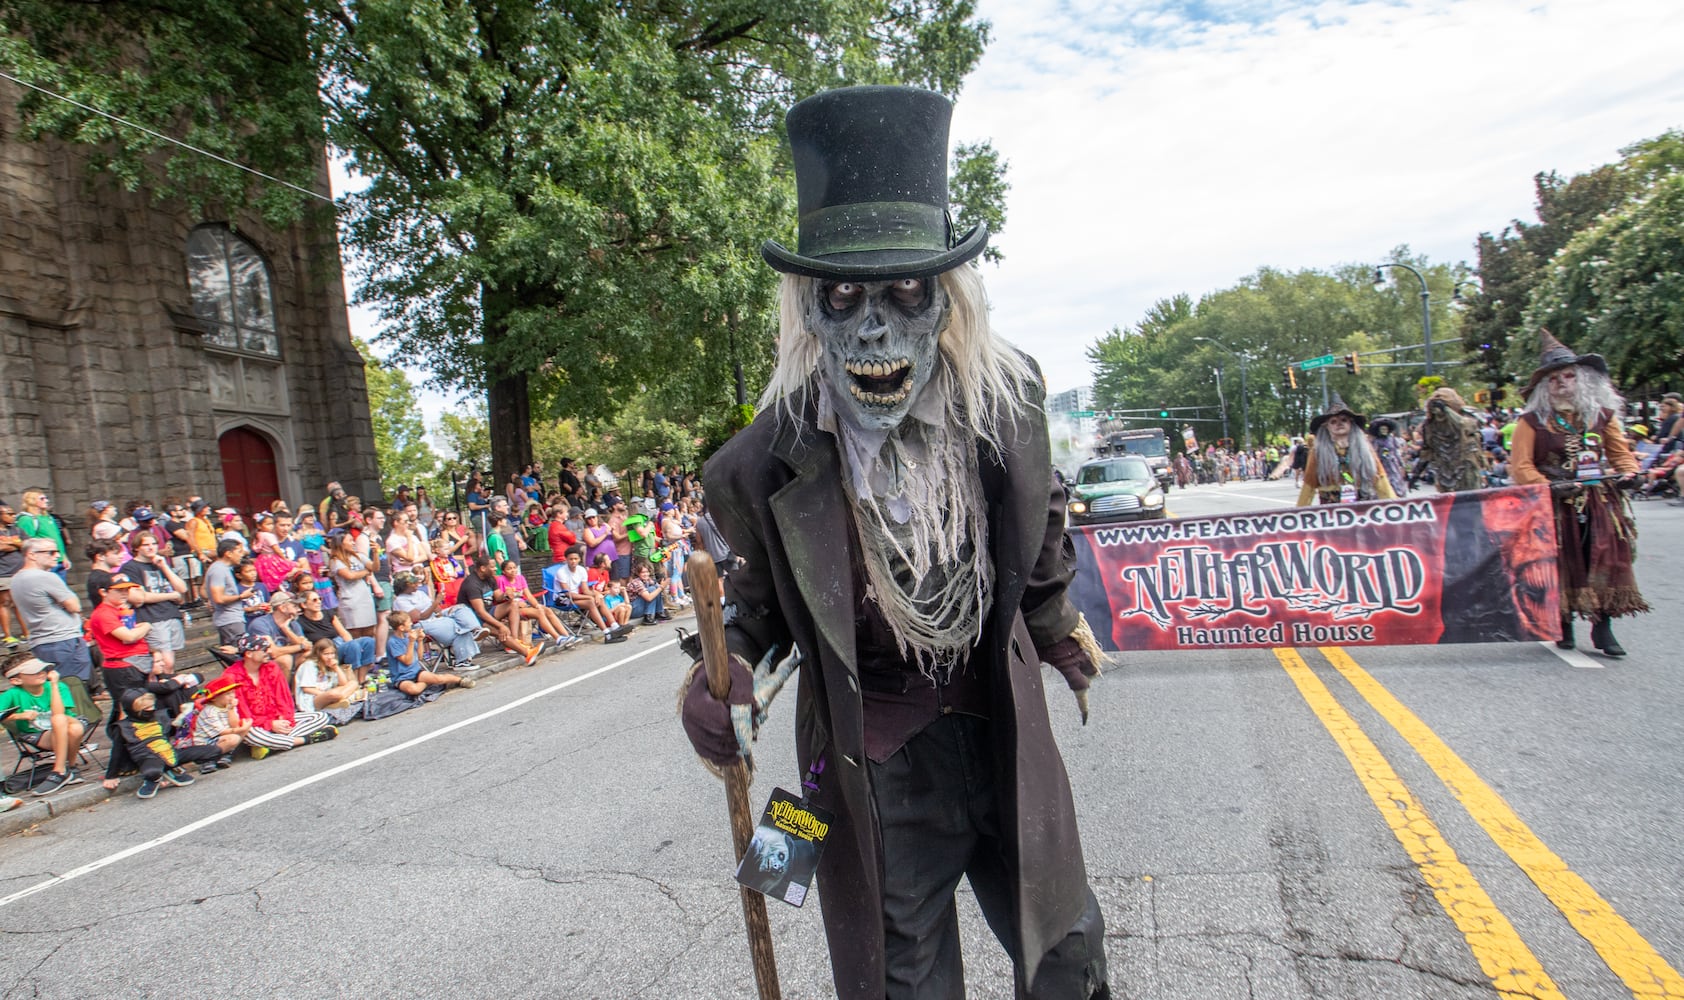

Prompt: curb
[
  {"left": 2, "top": 610, "right": 691, "bottom": 838},
  {"left": 1, "top": 777, "right": 142, "bottom": 837}
]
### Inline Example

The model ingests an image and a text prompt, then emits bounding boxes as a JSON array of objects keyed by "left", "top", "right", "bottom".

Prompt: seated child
[
  {"left": 186, "top": 672, "right": 253, "bottom": 773},
  {"left": 294, "top": 639, "right": 364, "bottom": 726},
  {"left": 117, "top": 688, "right": 224, "bottom": 799},
  {"left": 385, "top": 611, "right": 475, "bottom": 695},
  {"left": 602, "top": 580, "right": 634, "bottom": 629},
  {"left": 235, "top": 559, "right": 271, "bottom": 620}
]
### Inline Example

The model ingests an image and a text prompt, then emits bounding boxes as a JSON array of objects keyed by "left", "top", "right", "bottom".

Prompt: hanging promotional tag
[{"left": 734, "top": 787, "right": 833, "bottom": 908}]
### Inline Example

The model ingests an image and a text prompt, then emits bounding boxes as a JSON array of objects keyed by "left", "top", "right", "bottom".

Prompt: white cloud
[{"left": 950, "top": 0, "right": 1684, "bottom": 393}]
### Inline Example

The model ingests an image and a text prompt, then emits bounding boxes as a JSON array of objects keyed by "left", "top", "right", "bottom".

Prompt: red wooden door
[{"left": 218, "top": 427, "right": 281, "bottom": 514}]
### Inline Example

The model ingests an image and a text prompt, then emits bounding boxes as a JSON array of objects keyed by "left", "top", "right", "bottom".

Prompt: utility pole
[{"left": 1213, "top": 364, "right": 1229, "bottom": 445}]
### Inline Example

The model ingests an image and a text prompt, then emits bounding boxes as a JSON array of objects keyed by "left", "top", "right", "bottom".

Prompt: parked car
[{"left": 1066, "top": 456, "right": 1167, "bottom": 525}]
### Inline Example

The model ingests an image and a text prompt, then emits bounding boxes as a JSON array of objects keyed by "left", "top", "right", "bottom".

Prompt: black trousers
[
  {"left": 127, "top": 738, "right": 223, "bottom": 781},
  {"left": 869, "top": 714, "right": 1107, "bottom": 1000}
]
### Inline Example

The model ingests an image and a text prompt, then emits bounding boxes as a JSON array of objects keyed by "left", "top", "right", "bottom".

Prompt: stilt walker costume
[
  {"left": 679, "top": 86, "right": 1110, "bottom": 1000},
  {"left": 1508, "top": 330, "right": 1647, "bottom": 656}
]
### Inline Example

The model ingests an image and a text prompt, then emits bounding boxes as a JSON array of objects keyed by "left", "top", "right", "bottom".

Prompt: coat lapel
[{"left": 769, "top": 405, "right": 858, "bottom": 674}]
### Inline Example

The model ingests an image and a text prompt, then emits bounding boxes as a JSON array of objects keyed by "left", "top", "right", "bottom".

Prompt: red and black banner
[{"left": 1068, "top": 485, "right": 1560, "bottom": 650}]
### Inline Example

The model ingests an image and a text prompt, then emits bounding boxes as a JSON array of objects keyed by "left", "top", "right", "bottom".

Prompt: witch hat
[
  {"left": 1520, "top": 328, "right": 1608, "bottom": 396},
  {"left": 1309, "top": 392, "right": 1367, "bottom": 434},
  {"left": 760, "top": 86, "right": 988, "bottom": 281}
]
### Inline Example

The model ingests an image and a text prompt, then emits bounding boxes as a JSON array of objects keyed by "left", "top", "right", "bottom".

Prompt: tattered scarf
[{"left": 818, "top": 373, "right": 993, "bottom": 680}]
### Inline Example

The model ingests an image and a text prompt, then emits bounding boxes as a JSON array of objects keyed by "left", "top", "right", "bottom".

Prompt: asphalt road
[{"left": 4, "top": 480, "right": 1683, "bottom": 999}]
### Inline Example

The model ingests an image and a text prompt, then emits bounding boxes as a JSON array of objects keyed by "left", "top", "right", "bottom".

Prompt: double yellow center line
[{"left": 1275, "top": 647, "right": 1684, "bottom": 999}]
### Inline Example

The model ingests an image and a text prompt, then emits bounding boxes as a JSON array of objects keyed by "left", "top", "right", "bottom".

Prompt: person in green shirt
[
  {"left": 0, "top": 653, "right": 86, "bottom": 794},
  {"left": 16, "top": 489, "right": 68, "bottom": 576}
]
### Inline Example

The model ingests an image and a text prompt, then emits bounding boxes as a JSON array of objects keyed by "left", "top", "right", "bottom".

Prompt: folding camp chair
[
  {"left": 541, "top": 564, "right": 597, "bottom": 638},
  {"left": 4, "top": 676, "right": 104, "bottom": 793}
]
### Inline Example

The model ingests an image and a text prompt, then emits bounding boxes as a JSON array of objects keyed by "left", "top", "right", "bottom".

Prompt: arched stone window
[{"left": 187, "top": 224, "right": 279, "bottom": 357}]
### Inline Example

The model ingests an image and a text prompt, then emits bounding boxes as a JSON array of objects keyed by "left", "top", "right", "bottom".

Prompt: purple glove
[
  {"left": 1039, "top": 635, "right": 1099, "bottom": 692},
  {"left": 680, "top": 657, "right": 753, "bottom": 766}
]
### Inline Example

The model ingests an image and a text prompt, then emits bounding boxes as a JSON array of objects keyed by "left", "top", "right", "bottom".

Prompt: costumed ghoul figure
[
  {"left": 1368, "top": 418, "right": 1409, "bottom": 496},
  {"left": 1415, "top": 387, "right": 1488, "bottom": 492},
  {"left": 1296, "top": 394, "right": 1398, "bottom": 506},
  {"left": 1508, "top": 330, "right": 1647, "bottom": 657},
  {"left": 678, "top": 86, "right": 1110, "bottom": 999}
]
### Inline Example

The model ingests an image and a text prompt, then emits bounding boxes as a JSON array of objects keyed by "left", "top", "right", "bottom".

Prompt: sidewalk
[{"left": 3, "top": 604, "right": 693, "bottom": 838}]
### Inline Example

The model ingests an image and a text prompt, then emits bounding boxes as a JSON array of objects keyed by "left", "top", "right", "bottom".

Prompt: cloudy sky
[
  {"left": 949, "top": 0, "right": 1684, "bottom": 395},
  {"left": 348, "top": 0, "right": 1684, "bottom": 412}
]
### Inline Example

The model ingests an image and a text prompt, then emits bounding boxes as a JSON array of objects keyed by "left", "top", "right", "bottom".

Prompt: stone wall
[{"left": 0, "top": 79, "right": 379, "bottom": 515}]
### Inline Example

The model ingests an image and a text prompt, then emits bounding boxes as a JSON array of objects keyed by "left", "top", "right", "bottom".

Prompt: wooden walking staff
[{"left": 686, "top": 551, "right": 781, "bottom": 1000}]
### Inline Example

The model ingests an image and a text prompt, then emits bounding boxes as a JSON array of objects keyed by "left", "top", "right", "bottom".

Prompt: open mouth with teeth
[{"left": 844, "top": 357, "right": 915, "bottom": 407}]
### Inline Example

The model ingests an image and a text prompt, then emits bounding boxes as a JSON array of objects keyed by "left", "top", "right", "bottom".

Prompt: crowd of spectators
[{"left": 1, "top": 459, "right": 712, "bottom": 809}]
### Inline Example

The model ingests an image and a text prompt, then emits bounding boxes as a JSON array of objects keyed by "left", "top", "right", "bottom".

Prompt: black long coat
[{"left": 704, "top": 380, "right": 1091, "bottom": 998}]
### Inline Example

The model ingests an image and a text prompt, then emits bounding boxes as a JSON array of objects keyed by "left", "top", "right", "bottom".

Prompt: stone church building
[{"left": 0, "top": 80, "right": 378, "bottom": 517}]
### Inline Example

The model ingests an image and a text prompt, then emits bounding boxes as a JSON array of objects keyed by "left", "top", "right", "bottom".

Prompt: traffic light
[
  {"left": 1158, "top": 409, "right": 1170, "bottom": 418},
  {"left": 1344, "top": 353, "right": 1360, "bottom": 374},
  {"left": 1284, "top": 367, "right": 1298, "bottom": 389}
]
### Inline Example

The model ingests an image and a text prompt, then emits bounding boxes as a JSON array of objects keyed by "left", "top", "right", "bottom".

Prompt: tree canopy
[
  {"left": 1086, "top": 253, "right": 1470, "bottom": 449},
  {"left": 1468, "top": 129, "right": 1684, "bottom": 389},
  {"left": 1, "top": 0, "right": 1003, "bottom": 482},
  {"left": 356, "top": 338, "right": 442, "bottom": 494}
]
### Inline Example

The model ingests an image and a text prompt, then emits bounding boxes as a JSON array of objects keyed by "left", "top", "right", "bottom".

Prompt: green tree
[
  {"left": 1087, "top": 255, "right": 1472, "bottom": 443},
  {"left": 593, "top": 409, "right": 701, "bottom": 479},
  {"left": 356, "top": 338, "right": 440, "bottom": 495},
  {"left": 0, "top": 0, "right": 1003, "bottom": 487},
  {"left": 1464, "top": 129, "right": 1684, "bottom": 387},
  {"left": 436, "top": 412, "right": 491, "bottom": 480},
  {"left": 1523, "top": 172, "right": 1684, "bottom": 387}
]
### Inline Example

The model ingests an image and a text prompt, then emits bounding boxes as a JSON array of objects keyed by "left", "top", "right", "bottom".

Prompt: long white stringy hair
[{"left": 1524, "top": 366, "right": 1625, "bottom": 422}]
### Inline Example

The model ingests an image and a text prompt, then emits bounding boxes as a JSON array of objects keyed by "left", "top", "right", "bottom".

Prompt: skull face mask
[{"left": 806, "top": 276, "right": 948, "bottom": 432}]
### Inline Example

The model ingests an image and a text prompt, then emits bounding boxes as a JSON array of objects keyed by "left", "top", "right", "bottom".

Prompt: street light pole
[
  {"left": 1374, "top": 262, "right": 1433, "bottom": 377},
  {"left": 1213, "top": 364, "right": 1230, "bottom": 444},
  {"left": 1194, "top": 337, "right": 1252, "bottom": 449}
]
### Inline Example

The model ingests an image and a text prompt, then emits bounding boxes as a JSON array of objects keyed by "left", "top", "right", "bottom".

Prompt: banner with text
[{"left": 1068, "top": 485, "right": 1560, "bottom": 650}]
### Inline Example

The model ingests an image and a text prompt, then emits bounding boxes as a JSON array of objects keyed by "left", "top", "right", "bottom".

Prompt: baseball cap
[
  {"left": 4, "top": 657, "right": 48, "bottom": 679},
  {"left": 106, "top": 576, "right": 141, "bottom": 591},
  {"left": 660, "top": 502, "right": 676, "bottom": 512},
  {"left": 271, "top": 591, "right": 301, "bottom": 609},
  {"left": 217, "top": 506, "right": 237, "bottom": 516},
  {"left": 190, "top": 500, "right": 210, "bottom": 512},
  {"left": 584, "top": 508, "right": 599, "bottom": 518},
  {"left": 132, "top": 506, "right": 156, "bottom": 521}
]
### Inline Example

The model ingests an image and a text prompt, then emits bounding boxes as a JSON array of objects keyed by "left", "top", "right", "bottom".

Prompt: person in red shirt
[
  {"left": 86, "top": 577, "right": 151, "bottom": 673},
  {"left": 546, "top": 506, "right": 577, "bottom": 563},
  {"left": 220, "top": 634, "right": 337, "bottom": 758}
]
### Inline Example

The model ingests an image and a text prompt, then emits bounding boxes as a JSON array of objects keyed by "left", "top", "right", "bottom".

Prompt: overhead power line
[{"left": 0, "top": 68, "right": 334, "bottom": 205}]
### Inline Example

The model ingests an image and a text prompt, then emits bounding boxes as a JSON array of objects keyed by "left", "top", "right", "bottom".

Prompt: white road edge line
[
  {"left": 1541, "top": 640, "right": 1605, "bottom": 670},
  {"left": 0, "top": 639, "right": 678, "bottom": 909},
  {"left": 1185, "top": 491, "right": 1294, "bottom": 507}
]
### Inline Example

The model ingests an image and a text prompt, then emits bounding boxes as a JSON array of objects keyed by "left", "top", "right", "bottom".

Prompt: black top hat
[
  {"left": 761, "top": 86, "right": 988, "bottom": 281},
  {"left": 1519, "top": 328, "right": 1608, "bottom": 397},
  {"left": 1309, "top": 393, "right": 1367, "bottom": 434}
]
